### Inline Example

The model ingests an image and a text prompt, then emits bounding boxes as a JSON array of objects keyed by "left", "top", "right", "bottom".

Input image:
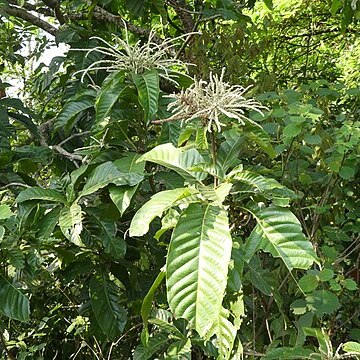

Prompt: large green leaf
[
  {"left": 217, "top": 129, "right": 244, "bottom": 173},
  {"left": 229, "top": 170, "right": 297, "bottom": 205},
  {"left": 36, "top": 207, "right": 61, "bottom": 239},
  {"left": 59, "top": 203, "right": 83, "bottom": 246},
  {"left": 132, "top": 70, "right": 160, "bottom": 124},
  {"left": 16, "top": 187, "right": 66, "bottom": 204},
  {"left": 90, "top": 273, "right": 127, "bottom": 339},
  {"left": 54, "top": 98, "right": 93, "bottom": 131},
  {"left": 78, "top": 161, "right": 143, "bottom": 200},
  {"left": 243, "top": 122, "right": 276, "bottom": 158},
  {"left": 0, "top": 274, "right": 30, "bottom": 322},
  {"left": 109, "top": 153, "right": 145, "bottom": 216},
  {"left": 244, "top": 205, "right": 317, "bottom": 270},
  {"left": 86, "top": 208, "right": 126, "bottom": 259},
  {"left": 207, "top": 307, "right": 237, "bottom": 360},
  {"left": 166, "top": 204, "right": 232, "bottom": 337},
  {"left": 95, "top": 71, "right": 128, "bottom": 123},
  {"left": 140, "top": 143, "right": 205, "bottom": 182},
  {"left": 129, "top": 188, "right": 191, "bottom": 237}
]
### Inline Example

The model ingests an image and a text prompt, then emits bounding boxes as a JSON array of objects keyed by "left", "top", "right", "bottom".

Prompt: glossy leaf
[
  {"left": 129, "top": 188, "right": 191, "bottom": 237},
  {"left": 343, "top": 341, "right": 360, "bottom": 354},
  {"left": 217, "top": 129, "right": 244, "bottom": 173},
  {"left": 54, "top": 98, "right": 93, "bottom": 130},
  {"left": 139, "top": 143, "right": 205, "bottom": 181},
  {"left": 132, "top": 70, "right": 159, "bottom": 124},
  {"left": 16, "top": 187, "right": 66, "bottom": 204},
  {"left": 59, "top": 203, "right": 83, "bottom": 246},
  {"left": 244, "top": 205, "right": 317, "bottom": 270},
  {"left": 207, "top": 307, "right": 237, "bottom": 360},
  {"left": 0, "top": 274, "right": 30, "bottom": 322},
  {"left": 133, "top": 332, "right": 169, "bottom": 360},
  {"left": 95, "top": 71, "right": 128, "bottom": 122},
  {"left": 78, "top": 161, "right": 143, "bottom": 199},
  {"left": 166, "top": 204, "right": 232, "bottom": 337},
  {"left": 90, "top": 274, "right": 127, "bottom": 339}
]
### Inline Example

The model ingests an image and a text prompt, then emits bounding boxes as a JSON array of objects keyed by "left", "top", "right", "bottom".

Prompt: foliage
[{"left": 0, "top": 0, "right": 360, "bottom": 359}]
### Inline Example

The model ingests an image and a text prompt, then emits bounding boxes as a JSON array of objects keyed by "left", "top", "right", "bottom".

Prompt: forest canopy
[{"left": 0, "top": 0, "right": 360, "bottom": 359}]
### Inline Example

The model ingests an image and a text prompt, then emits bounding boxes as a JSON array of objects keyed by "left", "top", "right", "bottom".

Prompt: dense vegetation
[{"left": 0, "top": 0, "right": 360, "bottom": 358}]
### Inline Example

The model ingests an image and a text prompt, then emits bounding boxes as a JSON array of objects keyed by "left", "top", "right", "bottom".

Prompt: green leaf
[
  {"left": 343, "top": 278, "right": 358, "bottom": 291},
  {"left": 243, "top": 122, "right": 276, "bottom": 158},
  {"left": 54, "top": 98, "right": 93, "bottom": 131},
  {"left": 132, "top": 70, "right": 160, "bottom": 124},
  {"left": 298, "top": 274, "right": 319, "bottom": 293},
  {"left": 229, "top": 170, "right": 296, "bottom": 205},
  {"left": 36, "top": 207, "right": 61, "bottom": 239},
  {"left": 207, "top": 307, "right": 237, "bottom": 360},
  {"left": 290, "top": 299, "right": 307, "bottom": 315},
  {"left": 90, "top": 273, "right": 127, "bottom": 339},
  {"left": 343, "top": 341, "right": 360, "bottom": 354},
  {"left": 217, "top": 129, "right": 244, "bottom": 173},
  {"left": 263, "top": 0, "right": 273, "bottom": 9},
  {"left": 86, "top": 209, "right": 126, "bottom": 259},
  {"left": 165, "top": 338, "right": 191, "bottom": 359},
  {"left": 140, "top": 143, "right": 205, "bottom": 182},
  {"left": 133, "top": 332, "right": 169, "bottom": 360},
  {"left": 244, "top": 205, "right": 317, "bottom": 270},
  {"left": 78, "top": 161, "right": 143, "bottom": 199},
  {"left": 141, "top": 270, "right": 166, "bottom": 325},
  {"left": 166, "top": 204, "right": 232, "bottom": 337},
  {"left": 305, "top": 290, "right": 340, "bottom": 316},
  {"left": 303, "top": 328, "right": 331, "bottom": 355},
  {"left": 59, "top": 203, "right": 83, "bottom": 246},
  {"left": 0, "top": 274, "right": 30, "bottom": 321},
  {"left": 16, "top": 187, "right": 66, "bottom": 204},
  {"left": 283, "top": 123, "right": 301, "bottom": 138},
  {"left": 95, "top": 71, "right": 128, "bottom": 122},
  {"left": 109, "top": 185, "right": 137, "bottom": 217},
  {"left": 264, "top": 347, "right": 313, "bottom": 359},
  {"left": 318, "top": 268, "right": 334, "bottom": 282},
  {"left": 129, "top": 188, "right": 191, "bottom": 237},
  {"left": 0, "top": 204, "right": 13, "bottom": 219},
  {"left": 0, "top": 226, "right": 4, "bottom": 241}
]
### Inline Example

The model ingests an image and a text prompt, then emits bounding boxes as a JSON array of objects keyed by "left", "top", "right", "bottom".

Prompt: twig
[
  {"left": 151, "top": 114, "right": 185, "bottom": 124},
  {"left": 58, "top": 131, "right": 90, "bottom": 147},
  {"left": 0, "top": 183, "right": 31, "bottom": 190},
  {"left": 50, "top": 144, "right": 83, "bottom": 163}
]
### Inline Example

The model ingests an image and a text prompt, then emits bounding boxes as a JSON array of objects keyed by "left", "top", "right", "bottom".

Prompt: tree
[{"left": 0, "top": 0, "right": 360, "bottom": 359}]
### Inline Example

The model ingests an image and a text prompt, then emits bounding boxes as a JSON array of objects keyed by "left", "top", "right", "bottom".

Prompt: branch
[
  {"left": 50, "top": 144, "right": 83, "bottom": 162},
  {"left": 7, "top": 0, "right": 53, "bottom": 17},
  {"left": 2, "top": 5, "right": 58, "bottom": 36}
]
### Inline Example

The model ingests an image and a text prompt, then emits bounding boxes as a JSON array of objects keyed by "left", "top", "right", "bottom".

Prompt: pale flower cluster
[
  {"left": 73, "top": 30, "right": 191, "bottom": 84},
  {"left": 167, "top": 69, "right": 267, "bottom": 132}
]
